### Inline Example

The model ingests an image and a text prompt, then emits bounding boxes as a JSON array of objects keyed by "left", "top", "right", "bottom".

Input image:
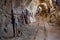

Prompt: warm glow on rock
[{"left": 36, "top": 0, "right": 40, "bottom": 6}]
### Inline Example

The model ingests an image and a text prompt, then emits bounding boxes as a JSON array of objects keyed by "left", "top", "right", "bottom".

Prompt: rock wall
[{"left": 0, "top": 0, "right": 35, "bottom": 38}]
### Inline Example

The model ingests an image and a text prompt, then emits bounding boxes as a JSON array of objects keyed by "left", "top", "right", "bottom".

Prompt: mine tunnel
[{"left": 0, "top": 0, "right": 60, "bottom": 40}]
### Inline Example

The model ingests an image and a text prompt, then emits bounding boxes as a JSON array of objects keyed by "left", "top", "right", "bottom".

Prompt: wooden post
[{"left": 11, "top": 0, "right": 15, "bottom": 37}]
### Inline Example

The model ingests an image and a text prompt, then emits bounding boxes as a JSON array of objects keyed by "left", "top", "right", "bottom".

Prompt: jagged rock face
[
  {"left": 14, "top": 0, "right": 32, "bottom": 8},
  {"left": 0, "top": 14, "right": 13, "bottom": 38},
  {"left": 0, "top": 0, "right": 58, "bottom": 39},
  {"left": 0, "top": 1, "right": 37, "bottom": 39},
  {"left": 0, "top": 0, "right": 12, "bottom": 37},
  {"left": 13, "top": 0, "right": 38, "bottom": 23},
  {"left": 0, "top": 0, "right": 11, "bottom": 14},
  {"left": 0, "top": 0, "right": 37, "bottom": 38}
]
